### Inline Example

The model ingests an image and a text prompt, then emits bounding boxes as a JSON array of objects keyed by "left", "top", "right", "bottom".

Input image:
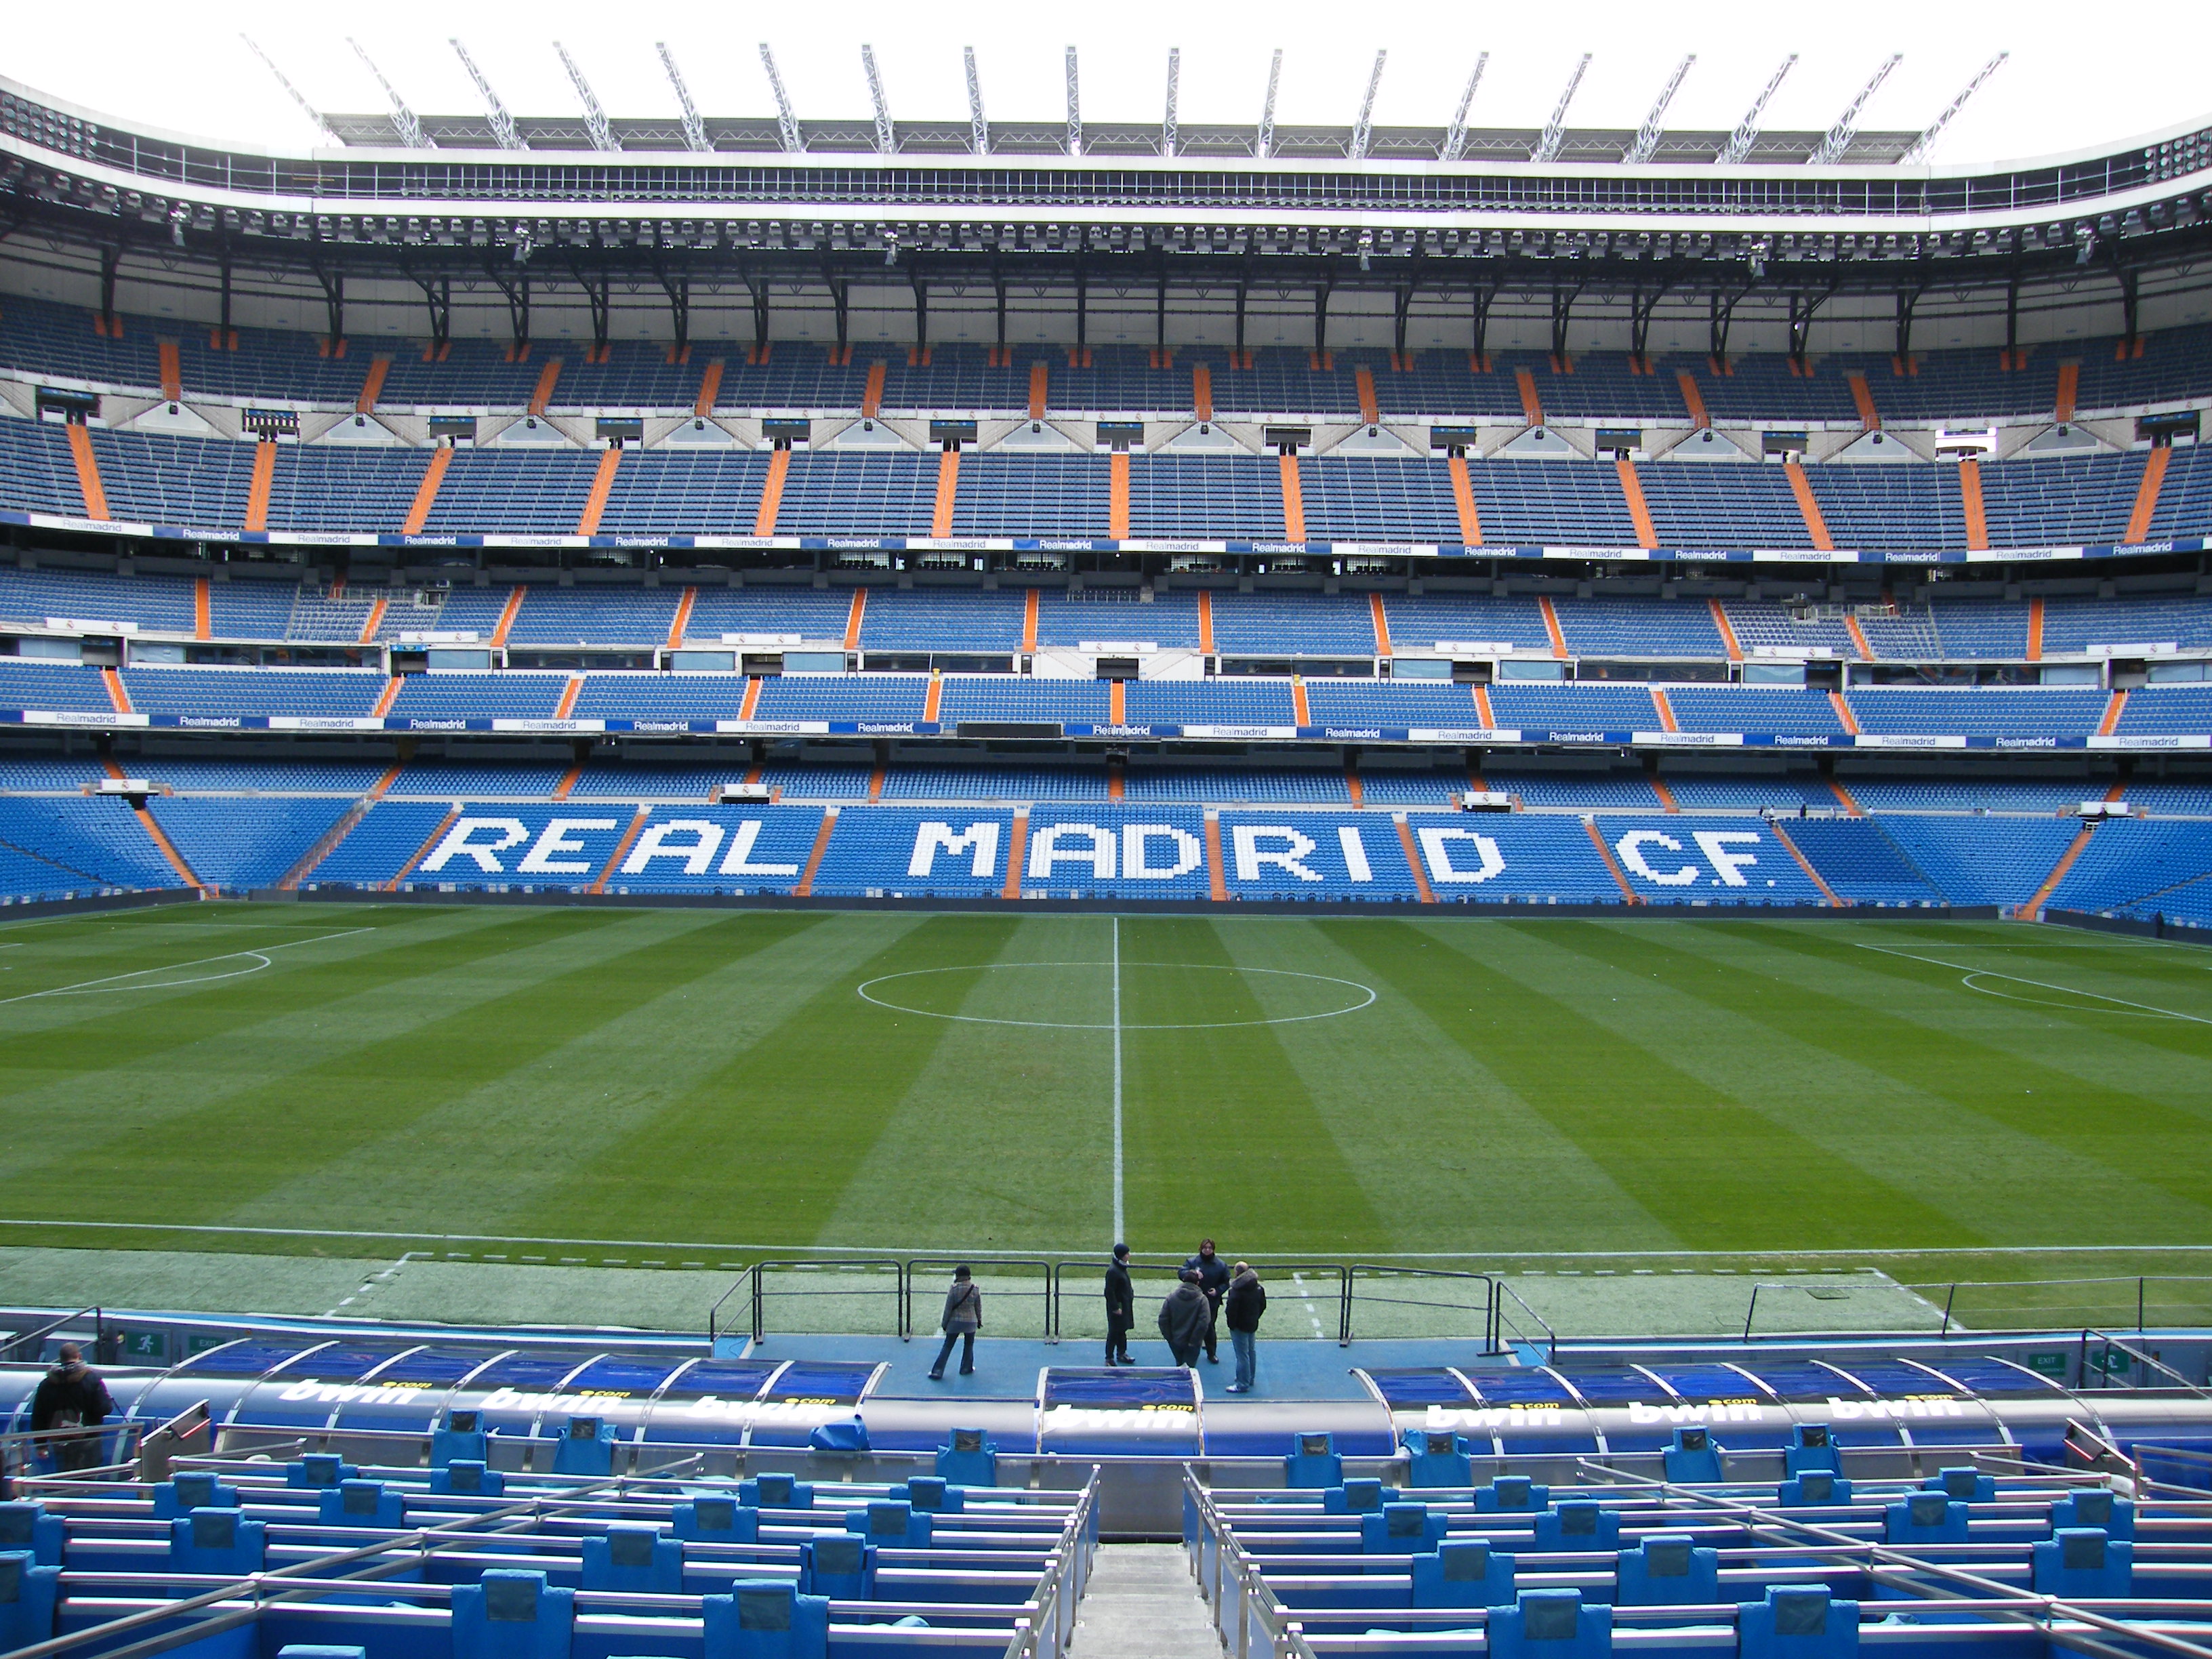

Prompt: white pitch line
[
  {"left": 1853, "top": 941, "right": 2212, "bottom": 1025},
  {"left": 0, "top": 928, "right": 375, "bottom": 1006},
  {"left": 1111, "top": 915, "right": 1124, "bottom": 1247}
]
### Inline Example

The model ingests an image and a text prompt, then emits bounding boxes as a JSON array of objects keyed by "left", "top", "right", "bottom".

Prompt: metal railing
[
  {"left": 1, "top": 1304, "right": 105, "bottom": 1364},
  {"left": 1923, "top": 1275, "right": 2212, "bottom": 1336}
]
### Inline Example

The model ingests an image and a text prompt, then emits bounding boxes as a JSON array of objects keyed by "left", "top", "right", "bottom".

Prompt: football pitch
[{"left": 1, "top": 899, "right": 2209, "bottom": 1327}]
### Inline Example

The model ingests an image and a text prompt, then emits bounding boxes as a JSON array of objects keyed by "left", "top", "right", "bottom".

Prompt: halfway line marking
[
  {"left": 1853, "top": 942, "right": 2212, "bottom": 1025},
  {"left": 1111, "top": 916, "right": 1124, "bottom": 1246}
]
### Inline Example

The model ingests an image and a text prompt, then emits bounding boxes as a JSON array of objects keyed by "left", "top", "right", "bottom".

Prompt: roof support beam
[
  {"left": 1624, "top": 56, "right": 1694, "bottom": 165},
  {"left": 449, "top": 39, "right": 522, "bottom": 152},
  {"left": 1718, "top": 56, "right": 1796, "bottom": 164},
  {"left": 1065, "top": 46, "right": 1082, "bottom": 157},
  {"left": 346, "top": 39, "right": 426, "bottom": 150},
  {"left": 964, "top": 47, "right": 989, "bottom": 155},
  {"left": 1440, "top": 53, "right": 1488, "bottom": 163},
  {"left": 1811, "top": 55, "right": 1903, "bottom": 165},
  {"left": 1349, "top": 51, "right": 1387, "bottom": 161},
  {"left": 1162, "top": 47, "right": 1181, "bottom": 159},
  {"left": 861, "top": 45, "right": 895, "bottom": 156},
  {"left": 655, "top": 43, "right": 711, "bottom": 153},
  {"left": 1256, "top": 49, "right": 1282, "bottom": 160},
  {"left": 760, "top": 44, "right": 802, "bottom": 153},
  {"left": 1900, "top": 53, "right": 2008, "bottom": 164},
  {"left": 553, "top": 43, "right": 613, "bottom": 152},
  {"left": 1532, "top": 54, "right": 1593, "bottom": 163},
  {"left": 241, "top": 36, "right": 340, "bottom": 144}
]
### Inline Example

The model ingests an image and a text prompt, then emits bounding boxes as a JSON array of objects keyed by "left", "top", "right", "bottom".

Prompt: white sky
[{"left": 7, "top": 0, "right": 2210, "bottom": 167}]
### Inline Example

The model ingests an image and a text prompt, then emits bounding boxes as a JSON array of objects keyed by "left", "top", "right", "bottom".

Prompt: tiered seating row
[{"left": 5, "top": 418, "right": 2211, "bottom": 558}]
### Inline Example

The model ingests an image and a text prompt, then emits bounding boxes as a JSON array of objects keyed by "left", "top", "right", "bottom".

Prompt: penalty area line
[
  {"left": 0, "top": 928, "right": 375, "bottom": 1006},
  {"left": 1853, "top": 941, "right": 2212, "bottom": 1024}
]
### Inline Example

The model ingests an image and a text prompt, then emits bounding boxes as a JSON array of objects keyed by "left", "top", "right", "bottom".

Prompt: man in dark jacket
[
  {"left": 1103, "top": 1244, "right": 1134, "bottom": 1366},
  {"left": 32, "top": 1343, "right": 114, "bottom": 1473},
  {"left": 1183, "top": 1239, "right": 1231, "bottom": 1364},
  {"left": 1222, "top": 1263, "right": 1266, "bottom": 1393},
  {"left": 1157, "top": 1270, "right": 1213, "bottom": 1368}
]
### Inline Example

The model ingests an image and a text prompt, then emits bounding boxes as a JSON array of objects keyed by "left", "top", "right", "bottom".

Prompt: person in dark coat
[
  {"left": 1157, "top": 1269, "right": 1214, "bottom": 1368},
  {"left": 1103, "top": 1244, "right": 1135, "bottom": 1366},
  {"left": 1222, "top": 1263, "right": 1266, "bottom": 1393},
  {"left": 928, "top": 1265, "right": 982, "bottom": 1380},
  {"left": 1183, "top": 1239, "right": 1231, "bottom": 1364},
  {"left": 32, "top": 1343, "right": 114, "bottom": 1473}
]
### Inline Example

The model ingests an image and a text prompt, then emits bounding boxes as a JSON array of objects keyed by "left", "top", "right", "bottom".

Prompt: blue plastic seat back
[
  {"left": 1616, "top": 1533, "right": 1719, "bottom": 1607},
  {"left": 581, "top": 1524, "right": 682, "bottom": 1594},
  {"left": 1924, "top": 1467, "right": 1995, "bottom": 1504},
  {"left": 1883, "top": 1493, "right": 1967, "bottom": 1544},
  {"left": 1779, "top": 1473, "right": 1852, "bottom": 1507},
  {"left": 740, "top": 1474, "right": 814, "bottom": 1510},
  {"left": 2049, "top": 1489, "right": 2132, "bottom": 1540},
  {"left": 1286, "top": 1433, "right": 1344, "bottom": 1490},
  {"left": 317, "top": 1481, "right": 405, "bottom": 1530},
  {"left": 936, "top": 1427, "right": 996, "bottom": 1488},
  {"left": 432, "top": 1460, "right": 506, "bottom": 1497},
  {"left": 845, "top": 1500, "right": 930, "bottom": 1549},
  {"left": 1361, "top": 1503, "right": 1448, "bottom": 1555},
  {"left": 1404, "top": 1430, "right": 1473, "bottom": 1489},
  {"left": 904, "top": 1477, "right": 963, "bottom": 1514},
  {"left": 453, "top": 1569, "right": 575, "bottom": 1659},
  {"left": 433, "top": 1409, "right": 489, "bottom": 1470},
  {"left": 1533, "top": 1502, "right": 1621, "bottom": 1553},
  {"left": 1784, "top": 1425, "right": 1841, "bottom": 1477},
  {"left": 1489, "top": 1588, "right": 1613, "bottom": 1659},
  {"left": 0, "top": 1553, "right": 62, "bottom": 1654},
  {"left": 550, "top": 1416, "right": 615, "bottom": 1477},
  {"left": 2032, "top": 1529, "right": 2132, "bottom": 1597},
  {"left": 1663, "top": 1427, "right": 1723, "bottom": 1483},
  {"left": 1412, "top": 1540, "right": 1515, "bottom": 1608},
  {"left": 798, "top": 1534, "right": 876, "bottom": 1599},
  {"left": 0, "top": 1504, "right": 65, "bottom": 1566},
  {"left": 1477, "top": 1476, "right": 1552, "bottom": 1514},
  {"left": 152, "top": 1473, "right": 241, "bottom": 1519},
  {"left": 1324, "top": 1479, "right": 1394, "bottom": 1515},
  {"left": 675, "top": 1498, "right": 761, "bottom": 1542},
  {"left": 703, "top": 1582, "right": 831, "bottom": 1659},
  {"left": 168, "top": 1509, "right": 266, "bottom": 1576},
  {"left": 1738, "top": 1586, "right": 1860, "bottom": 1659},
  {"left": 286, "top": 1455, "right": 358, "bottom": 1490}
]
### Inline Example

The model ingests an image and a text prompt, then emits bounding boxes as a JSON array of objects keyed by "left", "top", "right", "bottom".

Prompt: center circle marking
[{"left": 855, "top": 960, "right": 1378, "bottom": 1030}]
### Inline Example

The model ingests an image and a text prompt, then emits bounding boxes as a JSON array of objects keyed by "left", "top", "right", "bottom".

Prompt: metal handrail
[
  {"left": 705, "top": 1265, "right": 754, "bottom": 1343},
  {"left": 907, "top": 1257, "right": 1056, "bottom": 1344},
  {"left": 1345, "top": 1265, "right": 1492, "bottom": 1350},
  {"left": 1, "top": 1305, "right": 102, "bottom": 1364},
  {"left": 747, "top": 1257, "right": 904, "bottom": 1345},
  {"left": 2078, "top": 1328, "right": 2211, "bottom": 1395},
  {"left": 1491, "top": 1276, "right": 1557, "bottom": 1361},
  {"left": 1927, "top": 1275, "right": 2212, "bottom": 1336}
]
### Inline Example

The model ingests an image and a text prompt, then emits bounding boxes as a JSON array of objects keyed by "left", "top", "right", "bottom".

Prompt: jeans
[
  {"left": 930, "top": 1331, "right": 975, "bottom": 1376},
  {"left": 1230, "top": 1328, "right": 1256, "bottom": 1391}
]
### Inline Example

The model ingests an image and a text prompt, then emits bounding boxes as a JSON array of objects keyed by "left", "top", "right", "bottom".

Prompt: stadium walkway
[{"left": 1071, "top": 1544, "right": 1222, "bottom": 1658}]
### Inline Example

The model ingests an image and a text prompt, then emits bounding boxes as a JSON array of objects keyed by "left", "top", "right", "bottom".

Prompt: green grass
[{"left": 1, "top": 901, "right": 2209, "bottom": 1310}]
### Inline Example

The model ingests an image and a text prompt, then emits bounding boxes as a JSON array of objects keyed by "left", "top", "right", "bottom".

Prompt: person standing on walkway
[
  {"left": 1103, "top": 1244, "right": 1135, "bottom": 1366},
  {"left": 928, "top": 1266, "right": 982, "bottom": 1380},
  {"left": 1221, "top": 1263, "right": 1266, "bottom": 1393},
  {"left": 32, "top": 1342, "right": 114, "bottom": 1473},
  {"left": 1158, "top": 1269, "right": 1214, "bottom": 1368},
  {"left": 1183, "top": 1239, "right": 1231, "bottom": 1364}
]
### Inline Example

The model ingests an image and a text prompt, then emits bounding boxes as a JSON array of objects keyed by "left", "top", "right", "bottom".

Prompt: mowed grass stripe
[
  {"left": 1483, "top": 919, "right": 2205, "bottom": 1246},
  {"left": 1120, "top": 916, "right": 1385, "bottom": 1254},
  {"left": 0, "top": 907, "right": 626, "bottom": 1183},
  {"left": 221, "top": 911, "right": 837, "bottom": 1240},
  {"left": 1339, "top": 918, "right": 1959, "bottom": 1250},
  {"left": 1274, "top": 918, "right": 1681, "bottom": 1256},
  {"left": 0, "top": 909, "right": 808, "bottom": 1227},
  {"left": 818, "top": 916, "right": 1126, "bottom": 1252},
  {"left": 1696, "top": 920, "right": 2212, "bottom": 1225},
  {"left": 514, "top": 914, "right": 1013, "bottom": 1248}
]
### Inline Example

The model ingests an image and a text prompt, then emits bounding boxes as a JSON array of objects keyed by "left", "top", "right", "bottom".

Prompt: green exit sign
[
  {"left": 121, "top": 1330, "right": 165, "bottom": 1359},
  {"left": 2028, "top": 1352, "right": 2068, "bottom": 1377}
]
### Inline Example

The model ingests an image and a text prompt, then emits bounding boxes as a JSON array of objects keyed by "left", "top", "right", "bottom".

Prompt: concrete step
[{"left": 1070, "top": 1542, "right": 1223, "bottom": 1659}]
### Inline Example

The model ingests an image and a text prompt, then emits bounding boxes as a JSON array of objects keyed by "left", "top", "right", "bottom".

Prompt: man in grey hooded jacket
[{"left": 1157, "top": 1269, "right": 1214, "bottom": 1367}]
